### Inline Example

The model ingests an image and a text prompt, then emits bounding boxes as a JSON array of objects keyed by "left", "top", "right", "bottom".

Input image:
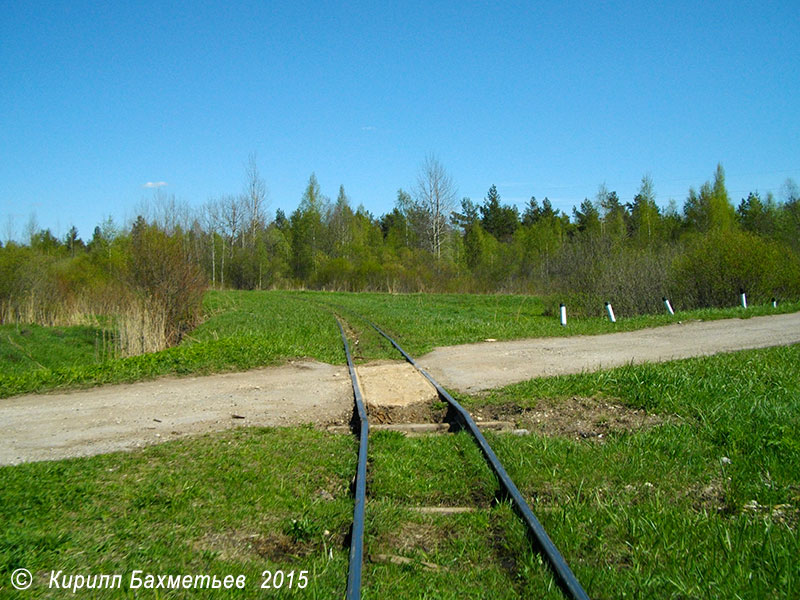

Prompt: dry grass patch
[
  {"left": 195, "top": 525, "right": 346, "bottom": 564},
  {"left": 378, "top": 520, "right": 451, "bottom": 556}
]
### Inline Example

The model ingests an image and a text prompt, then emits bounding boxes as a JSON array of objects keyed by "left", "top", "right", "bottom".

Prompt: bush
[
  {"left": 128, "top": 218, "right": 207, "bottom": 346},
  {"left": 546, "top": 238, "right": 673, "bottom": 317},
  {"left": 669, "top": 230, "right": 800, "bottom": 308}
]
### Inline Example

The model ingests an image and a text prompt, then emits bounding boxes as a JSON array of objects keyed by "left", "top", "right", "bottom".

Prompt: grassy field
[
  {"left": 1, "top": 289, "right": 797, "bottom": 398},
  {"left": 309, "top": 291, "right": 800, "bottom": 358},
  {"left": 0, "top": 292, "right": 341, "bottom": 398},
  {"left": 2, "top": 345, "right": 798, "bottom": 598},
  {"left": 467, "top": 345, "right": 800, "bottom": 598},
  {"left": 0, "top": 324, "right": 111, "bottom": 375}
]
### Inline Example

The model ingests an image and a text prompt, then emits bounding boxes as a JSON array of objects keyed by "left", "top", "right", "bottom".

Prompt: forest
[{"left": 2, "top": 159, "right": 799, "bottom": 355}]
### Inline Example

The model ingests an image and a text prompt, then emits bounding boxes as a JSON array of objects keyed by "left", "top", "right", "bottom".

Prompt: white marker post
[
  {"left": 772, "top": 297, "right": 778, "bottom": 308},
  {"left": 559, "top": 303, "right": 567, "bottom": 327},
  {"left": 663, "top": 297, "right": 674, "bottom": 315},
  {"left": 605, "top": 302, "right": 616, "bottom": 323},
  {"left": 740, "top": 289, "right": 747, "bottom": 309}
]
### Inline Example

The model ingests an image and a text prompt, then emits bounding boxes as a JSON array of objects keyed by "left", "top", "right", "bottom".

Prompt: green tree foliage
[
  {"left": 522, "top": 197, "right": 560, "bottom": 227},
  {"left": 463, "top": 221, "right": 488, "bottom": 270},
  {"left": 684, "top": 164, "right": 737, "bottom": 232},
  {"left": 777, "top": 181, "right": 800, "bottom": 255},
  {"left": 737, "top": 192, "right": 778, "bottom": 236},
  {"left": 479, "top": 185, "right": 519, "bottom": 242},
  {"left": 29, "top": 228, "right": 63, "bottom": 255},
  {"left": 628, "top": 175, "right": 662, "bottom": 247},
  {"left": 381, "top": 189, "right": 423, "bottom": 252},
  {"left": 573, "top": 199, "right": 601, "bottom": 236},
  {"left": 597, "top": 185, "right": 627, "bottom": 242},
  {"left": 328, "top": 185, "right": 354, "bottom": 257},
  {"left": 290, "top": 173, "right": 328, "bottom": 281},
  {"left": 64, "top": 226, "right": 84, "bottom": 257},
  {"left": 451, "top": 197, "right": 480, "bottom": 233},
  {"left": 4, "top": 162, "right": 799, "bottom": 325}
]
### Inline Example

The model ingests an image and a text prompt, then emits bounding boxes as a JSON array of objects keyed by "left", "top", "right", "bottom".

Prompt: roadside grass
[
  {"left": 464, "top": 344, "right": 800, "bottom": 598},
  {"left": 310, "top": 290, "right": 800, "bottom": 358},
  {"left": 0, "top": 426, "right": 357, "bottom": 599},
  {"left": 1, "top": 289, "right": 797, "bottom": 398},
  {"left": 0, "top": 291, "right": 341, "bottom": 398},
  {"left": 1, "top": 345, "right": 798, "bottom": 597},
  {"left": 0, "top": 324, "right": 111, "bottom": 375}
]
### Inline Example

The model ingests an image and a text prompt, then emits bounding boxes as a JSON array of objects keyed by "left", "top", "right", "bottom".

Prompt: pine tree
[{"left": 479, "top": 185, "right": 518, "bottom": 242}]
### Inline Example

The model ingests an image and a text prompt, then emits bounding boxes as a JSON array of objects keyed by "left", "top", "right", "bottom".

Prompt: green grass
[
  {"left": 3, "top": 345, "right": 798, "bottom": 597},
  {"left": 310, "top": 290, "right": 800, "bottom": 358},
  {"left": 464, "top": 345, "right": 800, "bottom": 598},
  {"left": 1, "top": 426, "right": 357, "bottom": 599},
  {"left": 1, "top": 289, "right": 797, "bottom": 398},
  {"left": 0, "top": 291, "right": 342, "bottom": 398},
  {"left": 0, "top": 324, "right": 111, "bottom": 375},
  {"left": 361, "top": 431, "right": 557, "bottom": 598}
]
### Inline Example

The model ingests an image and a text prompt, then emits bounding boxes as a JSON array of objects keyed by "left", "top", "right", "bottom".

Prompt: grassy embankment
[
  {"left": 2, "top": 345, "right": 798, "bottom": 598},
  {"left": 1, "top": 289, "right": 798, "bottom": 398}
]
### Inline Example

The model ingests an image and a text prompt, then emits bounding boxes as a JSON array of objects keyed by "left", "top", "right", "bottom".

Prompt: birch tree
[
  {"left": 242, "top": 153, "right": 268, "bottom": 248},
  {"left": 413, "top": 154, "right": 456, "bottom": 259}
]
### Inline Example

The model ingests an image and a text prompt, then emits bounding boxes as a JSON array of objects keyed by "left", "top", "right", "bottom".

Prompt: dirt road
[
  {"left": 2, "top": 312, "right": 798, "bottom": 465},
  {"left": 0, "top": 361, "right": 353, "bottom": 466},
  {"left": 419, "top": 311, "right": 800, "bottom": 394}
]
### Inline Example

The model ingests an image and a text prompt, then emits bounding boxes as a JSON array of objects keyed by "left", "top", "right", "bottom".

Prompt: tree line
[{"left": 2, "top": 157, "right": 799, "bottom": 349}]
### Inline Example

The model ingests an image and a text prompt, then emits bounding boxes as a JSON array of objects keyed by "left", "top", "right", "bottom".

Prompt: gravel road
[
  {"left": 2, "top": 312, "right": 798, "bottom": 465},
  {"left": 419, "top": 312, "right": 800, "bottom": 393}
]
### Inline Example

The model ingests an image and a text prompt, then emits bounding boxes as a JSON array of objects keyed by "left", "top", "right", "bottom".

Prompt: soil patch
[
  {"left": 196, "top": 531, "right": 314, "bottom": 563},
  {"left": 688, "top": 480, "right": 732, "bottom": 514},
  {"left": 363, "top": 395, "right": 663, "bottom": 442},
  {"left": 470, "top": 397, "right": 664, "bottom": 441},
  {"left": 367, "top": 401, "right": 447, "bottom": 425}
]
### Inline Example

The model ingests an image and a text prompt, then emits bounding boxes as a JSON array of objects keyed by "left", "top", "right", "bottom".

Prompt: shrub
[
  {"left": 128, "top": 218, "right": 207, "bottom": 346},
  {"left": 669, "top": 230, "right": 800, "bottom": 308},
  {"left": 546, "top": 238, "right": 673, "bottom": 317}
]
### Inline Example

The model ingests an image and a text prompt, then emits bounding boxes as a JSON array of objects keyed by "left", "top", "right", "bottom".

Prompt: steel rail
[
  {"left": 336, "top": 318, "right": 369, "bottom": 600},
  {"left": 365, "top": 319, "right": 591, "bottom": 600}
]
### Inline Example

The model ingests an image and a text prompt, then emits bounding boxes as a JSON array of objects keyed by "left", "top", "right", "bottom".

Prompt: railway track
[{"left": 333, "top": 312, "right": 590, "bottom": 600}]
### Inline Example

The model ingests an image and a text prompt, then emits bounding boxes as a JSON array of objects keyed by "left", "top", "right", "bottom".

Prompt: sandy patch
[{"left": 356, "top": 362, "right": 438, "bottom": 409}]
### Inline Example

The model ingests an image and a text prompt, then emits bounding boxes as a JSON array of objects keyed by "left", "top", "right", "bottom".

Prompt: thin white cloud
[
  {"left": 143, "top": 181, "right": 168, "bottom": 188},
  {"left": 361, "top": 126, "right": 376, "bottom": 131}
]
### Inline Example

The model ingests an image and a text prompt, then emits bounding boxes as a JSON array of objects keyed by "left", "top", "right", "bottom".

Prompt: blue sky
[{"left": 2, "top": 1, "right": 798, "bottom": 242}]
